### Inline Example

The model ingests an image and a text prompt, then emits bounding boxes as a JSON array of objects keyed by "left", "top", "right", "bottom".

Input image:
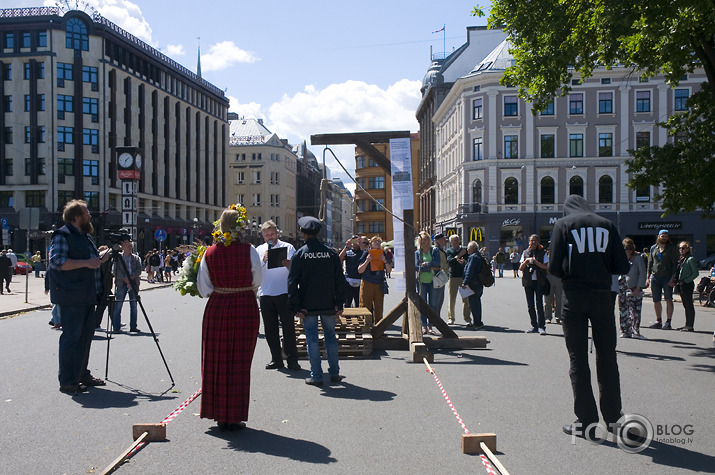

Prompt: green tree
[{"left": 476, "top": 1, "right": 715, "bottom": 216}]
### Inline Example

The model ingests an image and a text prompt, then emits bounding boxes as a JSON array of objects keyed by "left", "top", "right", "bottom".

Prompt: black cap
[
  {"left": 298, "top": 216, "right": 322, "bottom": 235},
  {"left": 433, "top": 233, "right": 445, "bottom": 241}
]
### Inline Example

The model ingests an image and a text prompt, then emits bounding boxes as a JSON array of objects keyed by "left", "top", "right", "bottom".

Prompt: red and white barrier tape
[
  {"left": 480, "top": 454, "right": 499, "bottom": 475},
  {"left": 425, "top": 365, "right": 470, "bottom": 434}
]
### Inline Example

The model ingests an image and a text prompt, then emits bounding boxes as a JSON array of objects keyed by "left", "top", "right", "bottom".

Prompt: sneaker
[
  {"left": 679, "top": 326, "right": 694, "bottom": 332},
  {"left": 538, "top": 328, "right": 547, "bottom": 335},
  {"left": 619, "top": 332, "right": 631, "bottom": 338},
  {"left": 305, "top": 377, "right": 323, "bottom": 387},
  {"left": 554, "top": 318, "right": 561, "bottom": 324},
  {"left": 662, "top": 321, "right": 672, "bottom": 330},
  {"left": 545, "top": 319, "right": 552, "bottom": 324},
  {"left": 447, "top": 319, "right": 455, "bottom": 325},
  {"left": 52, "top": 324, "right": 62, "bottom": 329},
  {"left": 648, "top": 321, "right": 662, "bottom": 329},
  {"left": 330, "top": 375, "right": 344, "bottom": 383},
  {"left": 526, "top": 327, "right": 538, "bottom": 333},
  {"left": 465, "top": 322, "right": 474, "bottom": 328},
  {"left": 473, "top": 323, "right": 485, "bottom": 330},
  {"left": 632, "top": 333, "right": 647, "bottom": 340},
  {"left": 59, "top": 383, "right": 88, "bottom": 394}
]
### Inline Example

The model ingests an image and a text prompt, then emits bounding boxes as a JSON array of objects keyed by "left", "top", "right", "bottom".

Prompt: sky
[{"left": 10, "top": 0, "right": 493, "bottom": 193}]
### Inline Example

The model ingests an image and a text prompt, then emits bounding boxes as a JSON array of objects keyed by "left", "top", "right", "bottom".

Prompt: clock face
[
  {"left": 135, "top": 154, "right": 142, "bottom": 168},
  {"left": 118, "top": 152, "right": 134, "bottom": 168}
]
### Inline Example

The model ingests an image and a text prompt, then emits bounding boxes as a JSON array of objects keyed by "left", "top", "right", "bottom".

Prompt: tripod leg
[
  {"left": 135, "top": 294, "right": 175, "bottom": 387},
  {"left": 105, "top": 292, "right": 116, "bottom": 380}
]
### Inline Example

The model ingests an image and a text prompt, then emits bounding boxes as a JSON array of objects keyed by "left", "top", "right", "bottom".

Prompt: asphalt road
[{"left": 1, "top": 274, "right": 714, "bottom": 474}]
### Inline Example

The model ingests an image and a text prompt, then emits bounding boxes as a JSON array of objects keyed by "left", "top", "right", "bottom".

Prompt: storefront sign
[
  {"left": 502, "top": 218, "right": 521, "bottom": 226},
  {"left": 445, "top": 227, "right": 458, "bottom": 237},
  {"left": 638, "top": 222, "right": 682, "bottom": 230},
  {"left": 469, "top": 227, "right": 484, "bottom": 242}
]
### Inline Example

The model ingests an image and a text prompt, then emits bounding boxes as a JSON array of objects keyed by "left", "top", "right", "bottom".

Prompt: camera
[{"left": 104, "top": 227, "right": 131, "bottom": 245}]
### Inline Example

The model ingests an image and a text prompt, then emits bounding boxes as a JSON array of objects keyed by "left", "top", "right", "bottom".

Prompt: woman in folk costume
[{"left": 197, "top": 205, "right": 262, "bottom": 431}]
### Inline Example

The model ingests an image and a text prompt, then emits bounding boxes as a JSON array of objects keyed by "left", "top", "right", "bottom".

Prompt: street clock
[{"left": 116, "top": 146, "right": 142, "bottom": 180}]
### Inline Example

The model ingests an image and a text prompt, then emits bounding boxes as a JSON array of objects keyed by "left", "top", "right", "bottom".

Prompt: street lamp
[{"left": 192, "top": 217, "right": 199, "bottom": 244}]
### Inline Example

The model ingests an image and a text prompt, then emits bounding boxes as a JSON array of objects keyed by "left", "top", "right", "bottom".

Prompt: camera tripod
[{"left": 101, "top": 243, "right": 175, "bottom": 387}]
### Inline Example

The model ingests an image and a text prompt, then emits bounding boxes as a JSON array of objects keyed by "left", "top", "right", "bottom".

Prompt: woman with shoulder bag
[
  {"left": 415, "top": 232, "right": 440, "bottom": 335},
  {"left": 675, "top": 241, "right": 699, "bottom": 331}
]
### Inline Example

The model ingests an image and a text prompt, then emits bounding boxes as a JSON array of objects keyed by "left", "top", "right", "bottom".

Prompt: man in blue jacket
[
  {"left": 549, "top": 195, "right": 630, "bottom": 440},
  {"left": 288, "top": 216, "right": 347, "bottom": 387},
  {"left": 461, "top": 241, "right": 485, "bottom": 330}
]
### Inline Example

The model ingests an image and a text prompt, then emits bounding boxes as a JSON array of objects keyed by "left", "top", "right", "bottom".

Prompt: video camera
[{"left": 104, "top": 227, "right": 131, "bottom": 245}]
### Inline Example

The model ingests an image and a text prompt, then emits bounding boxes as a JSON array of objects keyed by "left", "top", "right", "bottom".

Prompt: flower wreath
[{"left": 211, "top": 203, "right": 248, "bottom": 247}]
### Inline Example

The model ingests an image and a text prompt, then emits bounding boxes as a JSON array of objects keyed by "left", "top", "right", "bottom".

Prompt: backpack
[{"left": 478, "top": 253, "right": 495, "bottom": 287}]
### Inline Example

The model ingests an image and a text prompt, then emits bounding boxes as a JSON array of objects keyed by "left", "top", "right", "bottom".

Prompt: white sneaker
[{"left": 538, "top": 328, "right": 546, "bottom": 335}]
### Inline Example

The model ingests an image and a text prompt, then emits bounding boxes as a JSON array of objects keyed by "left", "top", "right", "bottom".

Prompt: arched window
[
  {"left": 598, "top": 175, "right": 613, "bottom": 203},
  {"left": 569, "top": 176, "right": 584, "bottom": 197},
  {"left": 504, "top": 177, "right": 518, "bottom": 204},
  {"left": 540, "top": 176, "right": 555, "bottom": 204},
  {"left": 472, "top": 179, "right": 482, "bottom": 203},
  {"left": 66, "top": 18, "right": 88, "bottom": 51}
]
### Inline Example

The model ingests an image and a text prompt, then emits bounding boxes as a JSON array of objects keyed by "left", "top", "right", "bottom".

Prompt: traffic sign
[
  {"left": 154, "top": 229, "right": 167, "bottom": 242},
  {"left": 1, "top": 218, "right": 7, "bottom": 229}
]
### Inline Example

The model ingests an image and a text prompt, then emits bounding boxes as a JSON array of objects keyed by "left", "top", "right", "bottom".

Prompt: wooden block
[
  {"left": 411, "top": 342, "right": 432, "bottom": 363},
  {"left": 462, "top": 433, "right": 496, "bottom": 454},
  {"left": 132, "top": 423, "right": 166, "bottom": 441}
]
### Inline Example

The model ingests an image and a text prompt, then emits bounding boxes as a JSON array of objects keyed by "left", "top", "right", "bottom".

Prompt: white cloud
[
  {"left": 265, "top": 79, "right": 421, "bottom": 189},
  {"left": 227, "top": 96, "right": 265, "bottom": 121},
  {"left": 165, "top": 44, "right": 185, "bottom": 57},
  {"left": 201, "top": 41, "right": 259, "bottom": 72},
  {"left": 92, "top": 0, "right": 154, "bottom": 44}
]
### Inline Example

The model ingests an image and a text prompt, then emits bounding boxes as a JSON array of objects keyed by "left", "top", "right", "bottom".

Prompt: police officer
[{"left": 288, "top": 216, "right": 347, "bottom": 387}]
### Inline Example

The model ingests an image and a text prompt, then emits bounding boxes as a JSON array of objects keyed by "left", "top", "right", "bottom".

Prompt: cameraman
[
  {"left": 112, "top": 237, "right": 142, "bottom": 333},
  {"left": 520, "top": 234, "right": 549, "bottom": 335}
]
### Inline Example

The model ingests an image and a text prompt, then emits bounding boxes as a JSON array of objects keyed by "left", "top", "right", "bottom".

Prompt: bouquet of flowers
[{"left": 172, "top": 242, "right": 207, "bottom": 297}]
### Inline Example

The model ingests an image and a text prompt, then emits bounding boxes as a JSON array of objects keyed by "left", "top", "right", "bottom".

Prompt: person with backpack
[
  {"left": 461, "top": 241, "right": 486, "bottom": 330},
  {"left": 520, "top": 234, "right": 549, "bottom": 335}
]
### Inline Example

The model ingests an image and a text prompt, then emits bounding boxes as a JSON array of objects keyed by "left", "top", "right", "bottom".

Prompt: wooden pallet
[{"left": 290, "top": 311, "right": 374, "bottom": 358}]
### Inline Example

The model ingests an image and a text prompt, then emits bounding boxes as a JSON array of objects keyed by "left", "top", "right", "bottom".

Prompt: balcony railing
[{"left": 459, "top": 203, "right": 486, "bottom": 214}]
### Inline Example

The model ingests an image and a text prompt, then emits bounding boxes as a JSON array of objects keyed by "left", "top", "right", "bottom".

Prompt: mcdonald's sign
[
  {"left": 445, "top": 227, "right": 458, "bottom": 237},
  {"left": 469, "top": 227, "right": 484, "bottom": 243}
]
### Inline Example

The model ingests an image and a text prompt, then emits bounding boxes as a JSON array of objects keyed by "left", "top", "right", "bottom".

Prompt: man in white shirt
[{"left": 255, "top": 221, "right": 300, "bottom": 370}]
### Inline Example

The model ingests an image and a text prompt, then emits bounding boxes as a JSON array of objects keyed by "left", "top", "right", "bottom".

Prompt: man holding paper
[
  {"left": 255, "top": 220, "right": 300, "bottom": 371},
  {"left": 461, "top": 241, "right": 485, "bottom": 330}
]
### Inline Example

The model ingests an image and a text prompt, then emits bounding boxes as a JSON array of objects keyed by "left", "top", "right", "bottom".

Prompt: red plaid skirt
[{"left": 200, "top": 242, "right": 259, "bottom": 423}]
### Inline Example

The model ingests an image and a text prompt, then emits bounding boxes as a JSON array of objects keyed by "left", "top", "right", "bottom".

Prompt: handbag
[
  {"left": 432, "top": 270, "right": 449, "bottom": 289},
  {"left": 381, "top": 278, "right": 389, "bottom": 294}
]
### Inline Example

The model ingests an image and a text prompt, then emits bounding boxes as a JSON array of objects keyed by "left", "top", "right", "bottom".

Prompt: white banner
[{"left": 389, "top": 137, "right": 413, "bottom": 293}]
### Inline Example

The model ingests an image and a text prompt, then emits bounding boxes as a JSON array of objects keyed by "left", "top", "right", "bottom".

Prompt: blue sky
[{"left": 11, "top": 0, "right": 493, "bottom": 190}]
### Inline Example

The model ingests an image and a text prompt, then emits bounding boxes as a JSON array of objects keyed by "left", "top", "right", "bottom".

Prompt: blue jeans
[
  {"left": 58, "top": 304, "right": 95, "bottom": 386},
  {"left": 419, "top": 281, "right": 436, "bottom": 326},
  {"left": 433, "top": 284, "right": 446, "bottom": 316},
  {"left": 467, "top": 286, "right": 484, "bottom": 325},
  {"left": 51, "top": 304, "right": 61, "bottom": 325},
  {"left": 113, "top": 284, "right": 138, "bottom": 330},
  {"left": 303, "top": 315, "right": 339, "bottom": 381}
]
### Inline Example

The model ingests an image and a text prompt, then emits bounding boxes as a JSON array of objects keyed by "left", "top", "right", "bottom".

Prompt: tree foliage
[{"left": 479, "top": 0, "right": 715, "bottom": 216}]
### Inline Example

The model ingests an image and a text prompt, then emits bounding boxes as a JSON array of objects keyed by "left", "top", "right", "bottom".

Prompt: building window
[
  {"left": 66, "top": 18, "right": 89, "bottom": 51},
  {"left": 23, "top": 62, "right": 43, "bottom": 79},
  {"left": 3, "top": 158, "right": 13, "bottom": 176},
  {"left": 569, "top": 176, "right": 584, "bottom": 196},
  {"left": 473, "top": 98, "right": 483, "bottom": 119},
  {"left": 368, "top": 158, "right": 380, "bottom": 167},
  {"left": 540, "top": 101, "right": 554, "bottom": 115},
  {"left": 236, "top": 171, "right": 244, "bottom": 184},
  {"left": 598, "top": 92, "right": 613, "bottom": 113},
  {"left": 473, "top": 137, "right": 483, "bottom": 160},
  {"left": 25, "top": 191, "right": 45, "bottom": 207},
  {"left": 57, "top": 126, "right": 74, "bottom": 144},
  {"left": 24, "top": 126, "right": 44, "bottom": 143},
  {"left": 3, "top": 95, "right": 12, "bottom": 112},
  {"left": 58, "top": 94, "right": 73, "bottom": 114},
  {"left": 540, "top": 134, "right": 555, "bottom": 158},
  {"left": 83, "top": 192, "right": 99, "bottom": 210},
  {"left": 504, "top": 135, "right": 518, "bottom": 159},
  {"left": 569, "top": 93, "right": 584, "bottom": 114},
  {"left": 82, "top": 128, "right": 98, "bottom": 146},
  {"left": 82, "top": 97, "right": 98, "bottom": 115},
  {"left": 369, "top": 221, "right": 385, "bottom": 233},
  {"left": 598, "top": 133, "right": 613, "bottom": 157},
  {"left": 356, "top": 155, "right": 366, "bottom": 168},
  {"left": 253, "top": 171, "right": 261, "bottom": 184},
  {"left": 504, "top": 177, "right": 518, "bottom": 204},
  {"left": 598, "top": 176, "right": 613, "bottom": 203},
  {"left": 82, "top": 159, "right": 98, "bottom": 178},
  {"left": 356, "top": 222, "right": 366, "bottom": 234},
  {"left": 569, "top": 134, "right": 584, "bottom": 157},
  {"left": 24, "top": 94, "right": 31, "bottom": 111},
  {"left": 82, "top": 66, "right": 98, "bottom": 84},
  {"left": 472, "top": 179, "right": 482, "bottom": 204},
  {"left": 22, "top": 32, "right": 31, "bottom": 48},
  {"left": 601, "top": 78, "right": 611, "bottom": 84},
  {"left": 0, "top": 191, "right": 13, "bottom": 207},
  {"left": 504, "top": 95, "right": 518, "bottom": 116},
  {"left": 58, "top": 158, "right": 74, "bottom": 177},
  {"left": 369, "top": 198, "right": 385, "bottom": 212},
  {"left": 3, "top": 126, "right": 12, "bottom": 144},
  {"left": 2, "top": 63, "right": 11, "bottom": 80},
  {"left": 57, "top": 63, "right": 73, "bottom": 81},
  {"left": 252, "top": 193, "right": 261, "bottom": 206},
  {"left": 38, "top": 31, "right": 47, "bottom": 47},
  {"left": 58, "top": 190, "right": 74, "bottom": 206},
  {"left": 357, "top": 200, "right": 366, "bottom": 212},
  {"left": 636, "top": 186, "right": 650, "bottom": 202},
  {"left": 636, "top": 131, "right": 650, "bottom": 149},
  {"left": 4, "top": 33, "right": 14, "bottom": 49},
  {"left": 25, "top": 157, "right": 46, "bottom": 175},
  {"left": 236, "top": 194, "right": 245, "bottom": 204},
  {"left": 368, "top": 177, "right": 385, "bottom": 189},
  {"left": 540, "top": 176, "right": 555, "bottom": 204},
  {"left": 636, "top": 91, "right": 651, "bottom": 112},
  {"left": 674, "top": 89, "right": 689, "bottom": 111}
]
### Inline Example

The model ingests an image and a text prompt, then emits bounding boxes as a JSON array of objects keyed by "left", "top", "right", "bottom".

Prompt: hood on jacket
[{"left": 563, "top": 194, "right": 593, "bottom": 216}]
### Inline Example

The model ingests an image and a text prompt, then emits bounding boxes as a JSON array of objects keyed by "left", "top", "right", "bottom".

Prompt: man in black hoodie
[
  {"left": 288, "top": 216, "right": 347, "bottom": 387},
  {"left": 549, "top": 195, "right": 630, "bottom": 439}
]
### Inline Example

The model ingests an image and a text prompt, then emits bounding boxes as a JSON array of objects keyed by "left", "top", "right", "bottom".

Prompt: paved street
[{"left": 1, "top": 271, "right": 714, "bottom": 474}]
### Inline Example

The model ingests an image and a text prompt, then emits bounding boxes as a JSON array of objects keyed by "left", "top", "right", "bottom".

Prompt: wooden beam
[
  {"left": 408, "top": 292, "right": 458, "bottom": 338},
  {"left": 310, "top": 131, "right": 411, "bottom": 146},
  {"left": 371, "top": 297, "right": 407, "bottom": 338},
  {"left": 353, "top": 139, "right": 391, "bottom": 174}
]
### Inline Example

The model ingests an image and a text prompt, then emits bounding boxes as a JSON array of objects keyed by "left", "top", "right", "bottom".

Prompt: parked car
[
  {"left": 699, "top": 253, "right": 715, "bottom": 270},
  {"left": 14, "top": 261, "right": 31, "bottom": 275}
]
